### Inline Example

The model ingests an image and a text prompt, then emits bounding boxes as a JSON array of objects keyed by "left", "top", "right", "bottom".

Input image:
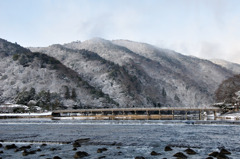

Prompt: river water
[{"left": 0, "top": 119, "right": 240, "bottom": 159}]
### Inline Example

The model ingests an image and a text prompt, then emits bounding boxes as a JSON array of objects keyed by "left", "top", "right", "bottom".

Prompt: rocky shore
[{"left": 0, "top": 138, "right": 233, "bottom": 159}]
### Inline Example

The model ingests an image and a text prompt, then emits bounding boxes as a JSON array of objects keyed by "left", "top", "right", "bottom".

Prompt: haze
[{"left": 0, "top": 0, "right": 240, "bottom": 63}]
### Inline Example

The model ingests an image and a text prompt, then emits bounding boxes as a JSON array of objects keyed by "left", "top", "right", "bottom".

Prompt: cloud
[
  {"left": 1, "top": 0, "right": 240, "bottom": 64},
  {"left": 199, "top": 42, "right": 224, "bottom": 59}
]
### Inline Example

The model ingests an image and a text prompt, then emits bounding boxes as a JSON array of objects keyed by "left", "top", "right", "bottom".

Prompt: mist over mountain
[
  {"left": 29, "top": 38, "right": 235, "bottom": 108},
  {"left": 210, "top": 59, "right": 240, "bottom": 75}
]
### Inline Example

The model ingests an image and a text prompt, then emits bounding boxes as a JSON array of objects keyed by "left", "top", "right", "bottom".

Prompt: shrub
[
  {"left": 174, "top": 94, "right": 180, "bottom": 102},
  {"left": 12, "top": 54, "right": 19, "bottom": 61},
  {"left": 1, "top": 75, "right": 8, "bottom": 80},
  {"left": 18, "top": 55, "right": 29, "bottom": 66}
]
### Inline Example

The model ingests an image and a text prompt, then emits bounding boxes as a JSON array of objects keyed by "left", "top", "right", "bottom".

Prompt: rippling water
[{"left": 0, "top": 119, "right": 240, "bottom": 159}]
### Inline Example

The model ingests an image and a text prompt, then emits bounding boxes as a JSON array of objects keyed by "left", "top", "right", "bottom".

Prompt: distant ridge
[
  {"left": 30, "top": 38, "right": 234, "bottom": 108},
  {"left": 210, "top": 59, "right": 240, "bottom": 74}
]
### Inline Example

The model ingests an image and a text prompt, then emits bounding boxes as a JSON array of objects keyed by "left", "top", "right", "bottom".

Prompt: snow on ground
[
  {"left": 219, "top": 111, "right": 240, "bottom": 120},
  {"left": 0, "top": 104, "right": 28, "bottom": 108},
  {"left": 0, "top": 112, "right": 52, "bottom": 116}
]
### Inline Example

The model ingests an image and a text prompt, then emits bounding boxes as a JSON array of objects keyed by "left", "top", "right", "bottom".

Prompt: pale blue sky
[{"left": 0, "top": 0, "right": 240, "bottom": 63}]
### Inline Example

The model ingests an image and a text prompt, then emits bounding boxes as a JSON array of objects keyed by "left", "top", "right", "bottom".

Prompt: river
[{"left": 0, "top": 119, "right": 239, "bottom": 158}]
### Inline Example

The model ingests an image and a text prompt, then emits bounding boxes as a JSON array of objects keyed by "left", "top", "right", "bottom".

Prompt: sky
[{"left": 0, "top": 0, "right": 240, "bottom": 63}]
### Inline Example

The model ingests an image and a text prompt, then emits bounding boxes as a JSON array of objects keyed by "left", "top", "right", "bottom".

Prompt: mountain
[
  {"left": 0, "top": 39, "right": 31, "bottom": 57},
  {"left": 29, "top": 38, "right": 234, "bottom": 108},
  {"left": 0, "top": 38, "right": 117, "bottom": 110},
  {"left": 210, "top": 59, "right": 240, "bottom": 74},
  {"left": 215, "top": 74, "right": 240, "bottom": 103},
  {"left": 30, "top": 43, "right": 146, "bottom": 107}
]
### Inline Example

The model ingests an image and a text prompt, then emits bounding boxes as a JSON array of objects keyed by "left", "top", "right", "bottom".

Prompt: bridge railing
[{"left": 52, "top": 107, "right": 221, "bottom": 120}]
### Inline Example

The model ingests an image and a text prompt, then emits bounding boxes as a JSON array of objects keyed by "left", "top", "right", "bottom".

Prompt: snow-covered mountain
[
  {"left": 215, "top": 74, "right": 240, "bottom": 103},
  {"left": 29, "top": 38, "right": 235, "bottom": 108},
  {"left": 0, "top": 38, "right": 117, "bottom": 109},
  {"left": 210, "top": 59, "right": 240, "bottom": 74}
]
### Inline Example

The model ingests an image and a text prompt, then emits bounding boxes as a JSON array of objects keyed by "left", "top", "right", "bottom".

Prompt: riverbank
[
  {"left": 0, "top": 112, "right": 52, "bottom": 119},
  {"left": 218, "top": 111, "right": 240, "bottom": 120}
]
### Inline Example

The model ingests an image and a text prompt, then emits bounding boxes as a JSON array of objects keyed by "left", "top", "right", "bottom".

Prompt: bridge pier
[
  {"left": 214, "top": 110, "right": 216, "bottom": 120},
  {"left": 199, "top": 110, "right": 201, "bottom": 120},
  {"left": 111, "top": 110, "right": 114, "bottom": 120},
  {"left": 172, "top": 110, "right": 174, "bottom": 120},
  {"left": 159, "top": 109, "right": 161, "bottom": 120}
]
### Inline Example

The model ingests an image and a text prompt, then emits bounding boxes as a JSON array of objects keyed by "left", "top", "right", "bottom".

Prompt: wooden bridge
[{"left": 52, "top": 107, "right": 221, "bottom": 120}]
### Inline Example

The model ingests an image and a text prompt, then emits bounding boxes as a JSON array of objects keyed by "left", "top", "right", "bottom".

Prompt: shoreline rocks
[
  {"left": 74, "top": 138, "right": 90, "bottom": 144},
  {"left": 0, "top": 141, "right": 234, "bottom": 158},
  {"left": 4, "top": 144, "right": 17, "bottom": 150},
  {"left": 22, "top": 150, "right": 36, "bottom": 156},
  {"left": 73, "top": 147, "right": 77, "bottom": 151},
  {"left": 74, "top": 151, "right": 89, "bottom": 158},
  {"left": 164, "top": 146, "right": 173, "bottom": 151},
  {"left": 184, "top": 148, "right": 197, "bottom": 155},
  {"left": 209, "top": 151, "right": 219, "bottom": 157},
  {"left": 208, "top": 148, "right": 231, "bottom": 159},
  {"left": 41, "top": 143, "right": 47, "bottom": 147},
  {"left": 15, "top": 145, "right": 31, "bottom": 152},
  {"left": 173, "top": 152, "right": 187, "bottom": 159},
  {"left": 97, "top": 148, "right": 108, "bottom": 153},
  {"left": 150, "top": 151, "right": 161, "bottom": 156},
  {"left": 220, "top": 148, "right": 231, "bottom": 155},
  {"left": 135, "top": 156, "right": 145, "bottom": 159},
  {"left": 73, "top": 142, "right": 81, "bottom": 148}
]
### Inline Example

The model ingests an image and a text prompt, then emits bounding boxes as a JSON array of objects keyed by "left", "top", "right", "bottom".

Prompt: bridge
[{"left": 52, "top": 107, "right": 221, "bottom": 120}]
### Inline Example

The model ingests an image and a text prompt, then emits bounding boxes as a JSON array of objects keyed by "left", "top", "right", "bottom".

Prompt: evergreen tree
[
  {"left": 162, "top": 88, "right": 167, "bottom": 97},
  {"left": 174, "top": 94, "right": 180, "bottom": 102},
  {"left": 64, "top": 86, "right": 70, "bottom": 99},
  {"left": 46, "top": 90, "right": 51, "bottom": 103},
  {"left": 29, "top": 87, "right": 36, "bottom": 100},
  {"left": 71, "top": 88, "right": 77, "bottom": 100}
]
